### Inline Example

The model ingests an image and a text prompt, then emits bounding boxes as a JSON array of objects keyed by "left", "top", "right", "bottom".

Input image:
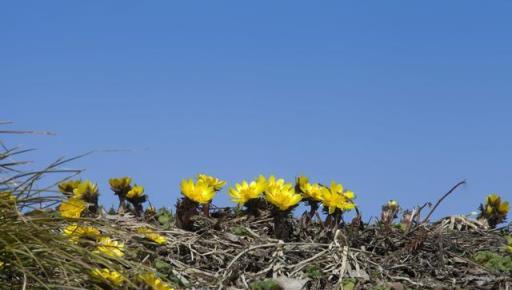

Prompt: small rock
[
  {"left": 389, "top": 282, "right": 404, "bottom": 290},
  {"left": 274, "top": 276, "right": 309, "bottom": 290}
]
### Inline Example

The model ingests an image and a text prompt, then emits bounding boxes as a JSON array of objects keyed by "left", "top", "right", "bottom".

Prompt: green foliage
[
  {"left": 153, "top": 259, "right": 192, "bottom": 289},
  {"left": 505, "top": 235, "right": 512, "bottom": 254},
  {"left": 305, "top": 265, "right": 323, "bottom": 279},
  {"left": 231, "top": 225, "right": 250, "bottom": 236},
  {"left": 107, "top": 206, "right": 117, "bottom": 215},
  {"left": 342, "top": 278, "right": 357, "bottom": 290},
  {"left": 473, "top": 251, "right": 512, "bottom": 273},
  {"left": 154, "top": 258, "right": 172, "bottom": 272},
  {"left": 233, "top": 206, "right": 243, "bottom": 215},
  {"left": 156, "top": 207, "right": 174, "bottom": 229},
  {"left": 369, "top": 284, "right": 390, "bottom": 290},
  {"left": 249, "top": 279, "right": 282, "bottom": 290}
]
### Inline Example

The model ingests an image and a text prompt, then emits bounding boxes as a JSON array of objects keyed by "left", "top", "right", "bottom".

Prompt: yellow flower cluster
[
  {"left": 63, "top": 223, "right": 100, "bottom": 243},
  {"left": 479, "top": 193, "right": 509, "bottom": 228},
  {"left": 319, "top": 181, "right": 356, "bottom": 214},
  {"left": 229, "top": 175, "right": 266, "bottom": 205},
  {"left": 127, "top": 185, "right": 145, "bottom": 199},
  {"left": 181, "top": 174, "right": 225, "bottom": 204},
  {"left": 484, "top": 194, "right": 509, "bottom": 216},
  {"left": 295, "top": 176, "right": 356, "bottom": 214},
  {"left": 57, "top": 180, "right": 99, "bottom": 218},
  {"left": 178, "top": 174, "right": 356, "bottom": 215},
  {"left": 109, "top": 177, "right": 147, "bottom": 216},
  {"left": 265, "top": 176, "right": 302, "bottom": 211},
  {"left": 136, "top": 227, "right": 167, "bottom": 245},
  {"left": 91, "top": 268, "right": 124, "bottom": 286},
  {"left": 109, "top": 177, "right": 132, "bottom": 193},
  {"left": 138, "top": 272, "right": 175, "bottom": 290},
  {"left": 95, "top": 237, "right": 125, "bottom": 258},
  {"left": 59, "top": 180, "right": 98, "bottom": 201},
  {"left": 226, "top": 175, "right": 356, "bottom": 214}
]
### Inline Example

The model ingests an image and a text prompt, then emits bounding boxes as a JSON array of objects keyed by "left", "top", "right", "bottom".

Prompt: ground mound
[{"left": 1, "top": 134, "right": 511, "bottom": 290}]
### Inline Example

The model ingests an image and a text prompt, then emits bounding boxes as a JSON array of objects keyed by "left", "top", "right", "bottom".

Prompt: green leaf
[
  {"left": 154, "top": 258, "right": 171, "bottom": 272},
  {"left": 231, "top": 226, "right": 249, "bottom": 236},
  {"left": 249, "top": 279, "right": 282, "bottom": 290}
]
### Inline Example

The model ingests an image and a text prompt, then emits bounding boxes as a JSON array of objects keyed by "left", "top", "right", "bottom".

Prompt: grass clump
[
  {"left": 473, "top": 251, "right": 512, "bottom": 274},
  {"left": 0, "top": 137, "right": 175, "bottom": 290}
]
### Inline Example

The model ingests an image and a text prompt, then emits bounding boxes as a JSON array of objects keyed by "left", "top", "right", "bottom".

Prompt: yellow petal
[
  {"left": 498, "top": 201, "right": 509, "bottom": 215},
  {"left": 59, "top": 198, "right": 87, "bottom": 219}
]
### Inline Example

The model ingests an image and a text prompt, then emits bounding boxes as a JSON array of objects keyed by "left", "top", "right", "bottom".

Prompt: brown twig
[
  {"left": 0, "top": 130, "right": 56, "bottom": 135},
  {"left": 422, "top": 180, "right": 466, "bottom": 224}
]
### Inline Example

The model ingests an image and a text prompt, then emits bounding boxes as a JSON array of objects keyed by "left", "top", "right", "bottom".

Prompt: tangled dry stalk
[{"left": 109, "top": 208, "right": 510, "bottom": 290}]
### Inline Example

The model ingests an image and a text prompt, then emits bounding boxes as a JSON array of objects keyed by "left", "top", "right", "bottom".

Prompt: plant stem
[{"left": 202, "top": 203, "right": 210, "bottom": 217}]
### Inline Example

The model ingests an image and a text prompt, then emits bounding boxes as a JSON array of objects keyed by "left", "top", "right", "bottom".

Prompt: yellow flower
[
  {"left": 72, "top": 180, "right": 99, "bottom": 201},
  {"left": 109, "top": 177, "right": 132, "bottom": 192},
  {"left": 265, "top": 176, "right": 302, "bottom": 211},
  {"left": 126, "top": 185, "right": 145, "bottom": 199},
  {"left": 145, "top": 205, "right": 157, "bottom": 215},
  {"left": 198, "top": 174, "right": 226, "bottom": 191},
  {"left": 320, "top": 187, "right": 343, "bottom": 214},
  {"left": 483, "top": 193, "right": 509, "bottom": 215},
  {"left": 254, "top": 175, "right": 267, "bottom": 192},
  {"left": 58, "top": 180, "right": 81, "bottom": 194},
  {"left": 0, "top": 191, "right": 16, "bottom": 207},
  {"left": 266, "top": 175, "right": 286, "bottom": 190},
  {"left": 229, "top": 178, "right": 266, "bottom": 205},
  {"left": 319, "top": 182, "right": 356, "bottom": 214},
  {"left": 387, "top": 200, "right": 399, "bottom": 211},
  {"left": 296, "top": 177, "right": 323, "bottom": 201},
  {"left": 138, "top": 272, "right": 174, "bottom": 290},
  {"left": 486, "top": 205, "right": 494, "bottom": 215},
  {"left": 95, "top": 237, "right": 125, "bottom": 258},
  {"left": 91, "top": 268, "right": 124, "bottom": 286},
  {"left": 180, "top": 178, "right": 216, "bottom": 204},
  {"left": 63, "top": 223, "right": 100, "bottom": 243},
  {"left": 0, "top": 260, "right": 4, "bottom": 268},
  {"left": 486, "top": 193, "right": 501, "bottom": 205},
  {"left": 329, "top": 181, "right": 343, "bottom": 195},
  {"left": 479, "top": 193, "right": 509, "bottom": 228},
  {"left": 137, "top": 227, "right": 167, "bottom": 245},
  {"left": 343, "top": 190, "right": 355, "bottom": 201},
  {"left": 305, "top": 184, "right": 323, "bottom": 201},
  {"left": 297, "top": 176, "right": 309, "bottom": 191},
  {"left": 59, "top": 198, "right": 87, "bottom": 218},
  {"left": 498, "top": 201, "right": 510, "bottom": 215}
]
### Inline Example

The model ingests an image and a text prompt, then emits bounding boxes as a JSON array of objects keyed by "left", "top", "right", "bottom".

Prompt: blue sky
[{"left": 1, "top": 1, "right": 511, "bottom": 221}]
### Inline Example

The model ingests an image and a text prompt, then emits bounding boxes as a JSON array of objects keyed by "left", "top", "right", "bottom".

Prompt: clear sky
[{"left": 1, "top": 1, "right": 511, "bottom": 221}]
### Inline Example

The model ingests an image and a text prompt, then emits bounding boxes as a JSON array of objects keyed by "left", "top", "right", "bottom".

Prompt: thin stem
[{"left": 422, "top": 180, "right": 466, "bottom": 223}]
